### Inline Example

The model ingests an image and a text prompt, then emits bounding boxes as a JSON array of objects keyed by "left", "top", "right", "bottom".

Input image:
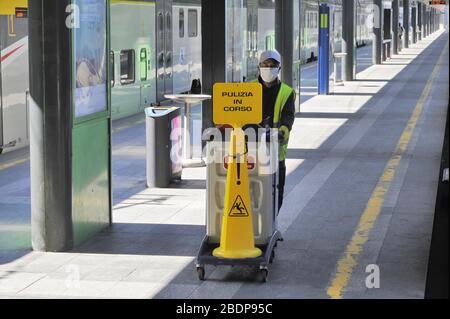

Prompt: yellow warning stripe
[
  {"left": 0, "top": 156, "right": 29, "bottom": 171},
  {"left": 326, "top": 40, "right": 449, "bottom": 299}
]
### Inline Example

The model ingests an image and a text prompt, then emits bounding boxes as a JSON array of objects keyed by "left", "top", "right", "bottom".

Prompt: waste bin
[
  {"left": 145, "top": 106, "right": 182, "bottom": 187},
  {"left": 205, "top": 129, "right": 279, "bottom": 245}
]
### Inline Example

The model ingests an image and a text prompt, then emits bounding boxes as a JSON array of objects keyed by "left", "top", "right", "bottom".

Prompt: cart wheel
[
  {"left": 259, "top": 269, "right": 269, "bottom": 283},
  {"left": 269, "top": 250, "right": 275, "bottom": 264},
  {"left": 197, "top": 267, "right": 205, "bottom": 281}
]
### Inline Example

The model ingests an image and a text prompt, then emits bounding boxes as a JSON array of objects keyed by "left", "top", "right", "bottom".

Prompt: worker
[{"left": 256, "top": 50, "right": 295, "bottom": 211}]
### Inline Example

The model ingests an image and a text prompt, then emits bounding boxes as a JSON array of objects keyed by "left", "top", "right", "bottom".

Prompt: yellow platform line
[
  {"left": 326, "top": 40, "right": 449, "bottom": 299},
  {"left": 112, "top": 118, "right": 145, "bottom": 133},
  {"left": 0, "top": 156, "right": 29, "bottom": 171}
]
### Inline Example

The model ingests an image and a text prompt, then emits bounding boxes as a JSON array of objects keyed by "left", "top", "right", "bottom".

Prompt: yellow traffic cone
[{"left": 213, "top": 127, "right": 262, "bottom": 259}]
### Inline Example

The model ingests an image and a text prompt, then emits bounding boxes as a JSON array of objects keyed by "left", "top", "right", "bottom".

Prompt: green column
[{"left": 29, "top": 0, "right": 112, "bottom": 251}]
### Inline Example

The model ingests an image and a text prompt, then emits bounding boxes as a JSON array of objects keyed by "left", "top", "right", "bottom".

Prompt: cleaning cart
[{"left": 195, "top": 82, "right": 283, "bottom": 282}]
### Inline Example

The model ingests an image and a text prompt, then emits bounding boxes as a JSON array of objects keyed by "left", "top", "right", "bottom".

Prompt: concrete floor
[{"left": 0, "top": 30, "right": 448, "bottom": 299}]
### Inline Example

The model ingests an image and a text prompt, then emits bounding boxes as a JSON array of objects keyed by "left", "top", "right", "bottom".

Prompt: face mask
[{"left": 259, "top": 67, "right": 279, "bottom": 83}]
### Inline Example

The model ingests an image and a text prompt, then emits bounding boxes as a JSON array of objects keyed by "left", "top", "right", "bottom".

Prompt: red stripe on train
[{"left": 1, "top": 44, "right": 25, "bottom": 63}]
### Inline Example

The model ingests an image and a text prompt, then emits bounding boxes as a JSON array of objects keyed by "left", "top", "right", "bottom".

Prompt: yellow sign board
[
  {"left": 213, "top": 82, "right": 262, "bottom": 127},
  {"left": 0, "top": 0, "right": 28, "bottom": 15}
]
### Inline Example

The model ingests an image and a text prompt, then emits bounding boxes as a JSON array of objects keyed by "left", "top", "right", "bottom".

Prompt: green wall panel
[{"left": 72, "top": 118, "right": 111, "bottom": 245}]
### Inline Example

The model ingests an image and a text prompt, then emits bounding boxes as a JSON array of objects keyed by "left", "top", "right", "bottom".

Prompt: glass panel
[
  {"left": 188, "top": 9, "right": 198, "bottom": 37},
  {"left": 140, "top": 48, "right": 147, "bottom": 81},
  {"left": 110, "top": 51, "right": 115, "bottom": 87},
  {"left": 258, "top": 0, "right": 275, "bottom": 52},
  {"left": 356, "top": 0, "right": 374, "bottom": 73},
  {"left": 120, "top": 49, "right": 135, "bottom": 85},
  {"left": 226, "top": 0, "right": 244, "bottom": 82},
  {"left": 293, "top": 0, "right": 300, "bottom": 112},
  {"left": 225, "top": 0, "right": 275, "bottom": 83},
  {"left": 74, "top": 0, "right": 107, "bottom": 118},
  {"left": 179, "top": 8, "right": 184, "bottom": 38}
]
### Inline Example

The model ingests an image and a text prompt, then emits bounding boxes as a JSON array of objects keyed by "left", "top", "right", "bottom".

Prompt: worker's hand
[{"left": 279, "top": 125, "right": 290, "bottom": 145}]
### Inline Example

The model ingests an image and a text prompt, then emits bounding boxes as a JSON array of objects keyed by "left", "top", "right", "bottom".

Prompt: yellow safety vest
[
  {"left": 251, "top": 80, "right": 294, "bottom": 161},
  {"left": 273, "top": 83, "right": 294, "bottom": 161}
]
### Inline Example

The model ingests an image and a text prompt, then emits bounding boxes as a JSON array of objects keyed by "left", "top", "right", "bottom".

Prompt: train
[
  {"left": 109, "top": 0, "right": 203, "bottom": 119},
  {"left": 0, "top": 8, "right": 28, "bottom": 154},
  {"left": 1, "top": 0, "right": 374, "bottom": 155},
  {"left": 298, "top": 0, "right": 374, "bottom": 62}
]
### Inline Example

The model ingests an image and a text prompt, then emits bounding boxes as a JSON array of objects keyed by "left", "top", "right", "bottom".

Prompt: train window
[
  {"left": 159, "top": 12, "right": 164, "bottom": 31},
  {"left": 188, "top": 9, "right": 198, "bottom": 37},
  {"left": 179, "top": 9, "right": 185, "bottom": 38},
  {"left": 166, "top": 12, "right": 171, "bottom": 31},
  {"left": 110, "top": 51, "right": 115, "bottom": 87},
  {"left": 120, "top": 50, "right": 135, "bottom": 85},
  {"left": 140, "top": 48, "right": 147, "bottom": 81}
]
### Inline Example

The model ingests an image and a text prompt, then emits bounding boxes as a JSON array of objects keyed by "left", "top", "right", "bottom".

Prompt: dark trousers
[{"left": 278, "top": 160, "right": 286, "bottom": 212}]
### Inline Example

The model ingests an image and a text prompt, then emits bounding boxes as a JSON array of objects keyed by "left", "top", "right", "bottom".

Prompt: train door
[
  {"left": 156, "top": 0, "right": 173, "bottom": 102},
  {"left": 245, "top": 0, "right": 258, "bottom": 82},
  {"left": 139, "top": 45, "right": 152, "bottom": 109}
]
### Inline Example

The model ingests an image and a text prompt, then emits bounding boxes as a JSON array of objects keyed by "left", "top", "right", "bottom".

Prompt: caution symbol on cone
[{"left": 229, "top": 195, "right": 249, "bottom": 217}]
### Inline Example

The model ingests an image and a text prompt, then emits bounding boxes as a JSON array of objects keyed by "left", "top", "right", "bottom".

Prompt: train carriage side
[
  {"left": 0, "top": 13, "right": 29, "bottom": 154},
  {"left": 172, "top": 0, "right": 202, "bottom": 94},
  {"left": 300, "top": 0, "right": 320, "bottom": 64},
  {"left": 110, "top": 0, "right": 202, "bottom": 120},
  {"left": 110, "top": 1, "right": 156, "bottom": 120}
]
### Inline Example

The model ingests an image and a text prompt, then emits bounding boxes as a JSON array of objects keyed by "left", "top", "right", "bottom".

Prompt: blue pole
[{"left": 318, "top": 3, "right": 330, "bottom": 95}]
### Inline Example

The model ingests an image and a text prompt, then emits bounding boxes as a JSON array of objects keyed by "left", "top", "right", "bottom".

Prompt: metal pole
[
  {"left": 432, "top": 8, "right": 436, "bottom": 32},
  {"left": 403, "top": 0, "right": 409, "bottom": 48},
  {"left": 342, "top": 0, "right": 355, "bottom": 81},
  {"left": 393, "top": 0, "right": 399, "bottom": 54},
  {"left": 428, "top": 7, "right": 431, "bottom": 35},
  {"left": 422, "top": 4, "right": 426, "bottom": 37},
  {"left": 435, "top": 9, "right": 438, "bottom": 31},
  {"left": 434, "top": 9, "right": 437, "bottom": 32},
  {"left": 275, "top": 0, "right": 294, "bottom": 87},
  {"left": 29, "top": 0, "right": 73, "bottom": 251},
  {"left": 412, "top": 6, "right": 417, "bottom": 44},
  {"left": 373, "top": 0, "right": 383, "bottom": 64},
  {"left": 424, "top": 4, "right": 428, "bottom": 37},
  {"left": 418, "top": 2, "right": 422, "bottom": 41},
  {"left": 431, "top": 8, "right": 434, "bottom": 33},
  {"left": 318, "top": 3, "right": 331, "bottom": 94},
  {"left": 429, "top": 7, "right": 432, "bottom": 34}
]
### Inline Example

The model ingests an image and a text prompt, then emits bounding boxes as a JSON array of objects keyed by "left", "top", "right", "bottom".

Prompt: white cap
[{"left": 259, "top": 50, "right": 281, "bottom": 65}]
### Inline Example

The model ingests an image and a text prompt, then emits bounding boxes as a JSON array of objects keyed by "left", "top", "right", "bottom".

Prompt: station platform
[{"left": 0, "top": 30, "right": 448, "bottom": 299}]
